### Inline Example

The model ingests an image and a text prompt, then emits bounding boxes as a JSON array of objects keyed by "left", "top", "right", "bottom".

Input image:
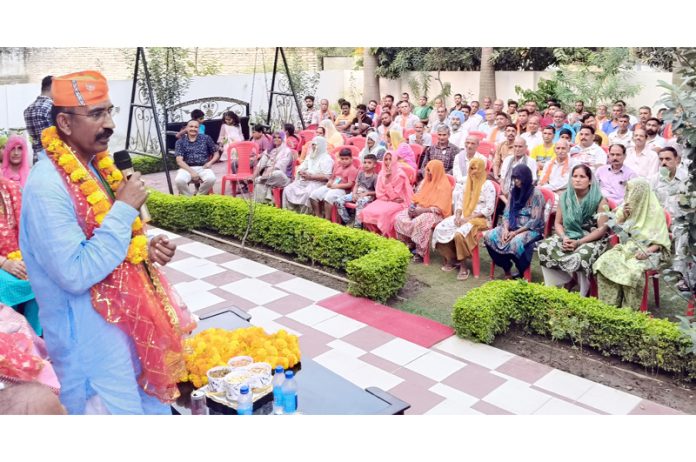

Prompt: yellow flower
[
  {"left": 87, "top": 191, "right": 108, "bottom": 205},
  {"left": 131, "top": 217, "right": 143, "bottom": 231},
  {"left": 92, "top": 200, "right": 111, "bottom": 215},
  {"left": 126, "top": 235, "right": 149, "bottom": 264},
  {"left": 57, "top": 154, "right": 73, "bottom": 167},
  {"left": 63, "top": 159, "right": 79, "bottom": 174},
  {"left": 7, "top": 251, "right": 22, "bottom": 261},
  {"left": 95, "top": 213, "right": 107, "bottom": 224},
  {"left": 97, "top": 156, "right": 114, "bottom": 169},
  {"left": 107, "top": 169, "right": 123, "bottom": 184},
  {"left": 70, "top": 167, "right": 89, "bottom": 183}
]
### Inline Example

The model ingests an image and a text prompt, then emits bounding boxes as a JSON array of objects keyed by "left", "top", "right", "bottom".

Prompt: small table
[{"left": 172, "top": 307, "right": 410, "bottom": 415}]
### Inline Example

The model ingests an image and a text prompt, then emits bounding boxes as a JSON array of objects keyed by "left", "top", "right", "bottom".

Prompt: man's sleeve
[
  {"left": 20, "top": 179, "right": 139, "bottom": 295},
  {"left": 175, "top": 139, "right": 184, "bottom": 157}
]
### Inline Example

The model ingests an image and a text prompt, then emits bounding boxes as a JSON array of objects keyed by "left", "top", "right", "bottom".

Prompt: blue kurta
[{"left": 19, "top": 151, "right": 169, "bottom": 415}]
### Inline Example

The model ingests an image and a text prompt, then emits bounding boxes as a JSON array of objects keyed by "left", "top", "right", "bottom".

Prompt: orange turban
[{"left": 52, "top": 70, "right": 109, "bottom": 107}]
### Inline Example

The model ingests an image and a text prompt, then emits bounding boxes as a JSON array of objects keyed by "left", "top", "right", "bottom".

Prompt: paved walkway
[{"left": 147, "top": 226, "right": 681, "bottom": 415}]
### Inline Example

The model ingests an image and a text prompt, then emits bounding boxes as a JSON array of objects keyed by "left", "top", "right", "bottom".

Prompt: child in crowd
[
  {"left": 309, "top": 148, "right": 358, "bottom": 220},
  {"left": 217, "top": 111, "right": 244, "bottom": 162},
  {"left": 336, "top": 154, "right": 378, "bottom": 228}
]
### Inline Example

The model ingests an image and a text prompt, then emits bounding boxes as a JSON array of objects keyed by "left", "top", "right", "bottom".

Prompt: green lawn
[{"left": 393, "top": 246, "right": 690, "bottom": 327}]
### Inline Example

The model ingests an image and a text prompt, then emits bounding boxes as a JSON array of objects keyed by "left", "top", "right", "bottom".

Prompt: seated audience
[
  {"left": 251, "top": 123, "right": 273, "bottom": 156},
  {"left": 348, "top": 104, "right": 373, "bottom": 137},
  {"left": 484, "top": 165, "right": 545, "bottom": 278},
  {"left": 625, "top": 128, "right": 660, "bottom": 178},
  {"left": 538, "top": 139, "right": 577, "bottom": 207},
  {"left": 413, "top": 96, "right": 432, "bottom": 125},
  {"left": 1, "top": 135, "right": 31, "bottom": 187},
  {"left": 0, "top": 178, "right": 40, "bottom": 335},
  {"left": 452, "top": 136, "right": 486, "bottom": 207},
  {"left": 492, "top": 125, "right": 518, "bottom": 181},
  {"left": 569, "top": 125, "right": 607, "bottom": 170},
  {"left": 593, "top": 178, "right": 671, "bottom": 309},
  {"left": 521, "top": 115, "right": 543, "bottom": 151},
  {"left": 448, "top": 111, "right": 468, "bottom": 148},
  {"left": 283, "top": 136, "right": 334, "bottom": 214},
  {"left": 393, "top": 101, "right": 420, "bottom": 130},
  {"left": 434, "top": 158, "right": 496, "bottom": 280},
  {"left": 538, "top": 165, "right": 609, "bottom": 296},
  {"left": 607, "top": 114, "right": 632, "bottom": 148},
  {"left": 335, "top": 101, "right": 354, "bottom": 133},
  {"left": 499, "top": 137, "right": 537, "bottom": 202},
  {"left": 252, "top": 131, "right": 294, "bottom": 204},
  {"left": 284, "top": 123, "right": 302, "bottom": 152},
  {"left": 419, "top": 124, "right": 459, "bottom": 177},
  {"left": 394, "top": 160, "right": 452, "bottom": 261},
  {"left": 174, "top": 119, "right": 219, "bottom": 196},
  {"left": 408, "top": 122, "right": 432, "bottom": 147},
  {"left": 595, "top": 143, "right": 636, "bottom": 204},
  {"left": 359, "top": 132, "right": 386, "bottom": 161},
  {"left": 359, "top": 151, "right": 413, "bottom": 237},
  {"left": 575, "top": 113, "right": 609, "bottom": 147},
  {"left": 309, "top": 149, "right": 358, "bottom": 220},
  {"left": 336, "top": 154, "right": 378, "bottom": 228},
  {"left": 530, "top": 125, "right": 557, "bottom": 177}
]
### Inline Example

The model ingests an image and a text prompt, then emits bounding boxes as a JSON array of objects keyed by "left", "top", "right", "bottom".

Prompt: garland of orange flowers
[
  {"left": 41, "top": 126, "right": 147, "bottom": 264},
  {"left": 6, "top": 250, "right": 22, "bottom": 261}
]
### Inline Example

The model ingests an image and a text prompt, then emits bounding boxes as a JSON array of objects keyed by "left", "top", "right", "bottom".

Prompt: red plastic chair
[
  {"left": 423, "top": 174, "right": 457, "bottom": 265},
  {"left": 272, "top": 161, "right": 298, "bottom": 208},
  {"left": 468, "top": 130, "right": 486, "bottom": 140},
  {"left": 403, "top": 128, "right": 416, "bottom": 139},
  {"left": 347, "top": 136, "right": 366, "bottom": 150},
  {"left": 478, "top": 141, "right": 496, "bottom": 157},
  {"left": 221, "top": 141, "right": 257, "bottom": 196},
  {"left": 299, "top": 130, "right": 316, "bottom": 146},
  {"left": 409, "top": 144, "right": 425, "bottom": 169},
  {"left": 489, "top": 186, "right": 555, "bottom": 281},
  {"left": 332, "top": 145, "right": 361, "bottom": 159}
]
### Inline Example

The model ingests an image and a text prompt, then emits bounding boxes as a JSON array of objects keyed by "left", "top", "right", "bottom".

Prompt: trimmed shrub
[
  {"left": 452, "top": 280, "right": 696, "bottom": 379},
  {"left": 147, "top": 192, "right": 411, "bottom": 302},
  {"left": 134, "top": 154, "right": 178, "bottom": 175}
]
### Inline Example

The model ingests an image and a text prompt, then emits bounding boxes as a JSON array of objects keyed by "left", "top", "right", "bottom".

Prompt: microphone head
[{"left": 113, "top": 150, "right": 133, "bottom": 170}]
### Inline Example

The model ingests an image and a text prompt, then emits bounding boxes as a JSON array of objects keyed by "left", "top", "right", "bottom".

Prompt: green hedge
[
  {"left": 452, "top": 280, "right": 696, "bottom": 380},
  {"left": 147, "top": 192, "right": 411, "bottom": 302},
  {"left": 134, "top": 154, "right": 178, "bottom": 175}
]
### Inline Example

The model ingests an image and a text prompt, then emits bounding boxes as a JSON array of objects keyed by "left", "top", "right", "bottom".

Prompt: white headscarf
[
  {"left": 360, "top": 131, "right": 385, "bottom": 161},
  {"left": 319, "top": 119, "right": 344, "bottom": 147},
  {"left": 304, "top": 136, "right": 333, "bottom": 174}
]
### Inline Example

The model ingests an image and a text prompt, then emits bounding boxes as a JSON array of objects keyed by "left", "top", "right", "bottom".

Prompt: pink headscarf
[
  {"left": 396, "top": 143, "right": 417, "bottom": 169},
  {"left": 1, "top": 135, "right": 30, "bottom": 187}
]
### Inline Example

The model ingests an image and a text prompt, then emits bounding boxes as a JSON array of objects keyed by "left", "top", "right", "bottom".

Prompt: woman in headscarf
[
  {"left": 359, "top": 150, "right": 413, "bottom": 238},
  {"left": 1, "top": 135, "right": 31, "bottom": 187},
  {"left": 484, "top": 164, "right": 546, "bottom": 278},
  {"left": 537, "top": 164, "right": 609, "bottom": 295},
  {"left": 394, "top": 160, "right": 452, "bottom": 261},
  {"left": 0, "top": 177, "right": 41, "bottom": 335},
  {"left": 253, "top": 131, "right": 295, "bottom": 204},
  {"left": 433, "top": 158, "right": 496, "bottom": 280},
  {"left": 593, "top": 178, "right": 671, "bottom": 309},
  {"left": 282, "top": 136, "right": 334, "bottom": 214},
  {"left": 395, "top": 143, "right": 418, "bottom": 184},
  {"left": 388, "top": 129, "right": 406, "bottom": 151},
  {"left": 319, "top": 119, "right": 344, "bottom": 148},
  {"left": 360, "top": 131, "right": 386, "bottom": 162}
]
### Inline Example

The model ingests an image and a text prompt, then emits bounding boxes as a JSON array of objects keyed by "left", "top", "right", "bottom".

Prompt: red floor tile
[
  {"left": 391, "top": 366, "right": 439, "bottom": 390},
  {"left": 442, "top": 363, "right": 507, "bottom": 399},
  {"left": 258, "top": 271, "right": 297, "bottom": 285},
  {"left": 208, "top": 289, "right": 256, "bottom": 311},
  {"left": 200, "top": 269, "right": 246, "bottom": 287},
  {"left": 495, "top": 356, "right": 554, "bottom": 384},
  {"left": 628, "top": 399, "right": 683, "bottom": 415},
  {"left": 318, "top": 293, "right": 454, "bottom": 348},
  {"left": 471, "top": 400, "right": 514, "bottom": 415},
  {"left": 264, "top": 294, "right": 316, "bottom": 315},
  {"left": 387, "top": 381, "right": 445, "bottom": 415},
  {"left": 206, "top": 253, "right": 240, "bottom": 264},
  {"left": 162, "top": 267, "right": 195, "bottom": 284},
  {"left": 359, "top": 353, "right": 402, "bottom": 374},
  {"left": 340, "top": 326, "right": 395, "bottom": 352}
]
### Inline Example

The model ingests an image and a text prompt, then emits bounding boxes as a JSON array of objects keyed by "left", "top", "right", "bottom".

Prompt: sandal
[
  {"left": 441, "top": 264, "right": 457, "bottom": 272},
  {"left": 457, "top": 269, "right": 470, "bottom": 281},
  {"left": 676, "top": 279, "right": 690, "bottom": 292}
]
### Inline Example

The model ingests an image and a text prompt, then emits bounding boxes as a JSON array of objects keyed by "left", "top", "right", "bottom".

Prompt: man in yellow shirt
[{"left": 530, "top": 125, "right": 556, "bottom": 177}]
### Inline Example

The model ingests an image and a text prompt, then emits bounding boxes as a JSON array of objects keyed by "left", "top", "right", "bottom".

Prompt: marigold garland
[
  {"left": 41, "top": 126, "right": 147, "bottom": 264},
  {"left": 6, "top": 250, "right": 22, "bottom": 261},
  {"left": 183, "top": 327, "right": 301, "bottom": 388}
]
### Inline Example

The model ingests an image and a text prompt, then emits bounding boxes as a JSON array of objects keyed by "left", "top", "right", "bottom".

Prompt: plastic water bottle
[
  {"left": 272, "top": 366, "right": 285, "bottom": 415},
  {"left": 281, "top": 370, "right": 298, "bottom": 414},
  {"left": 237, "top": 385, "right": 253, "bottom": 415}
]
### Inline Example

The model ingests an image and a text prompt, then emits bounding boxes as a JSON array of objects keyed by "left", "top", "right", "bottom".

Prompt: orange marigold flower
[
  {"left": 97, "top": 156, "right": 114, "bottom": 169},
  {"left": 92, "top": 200, "right": 111, "bottom": 215},
  {"left": 70, "top": 168, "right": 89, "bottom": 183},
  {"left": 80, "top": 180, "right": 100, "bottom": 195},
  {"left": 87, "top": 191, "right": 107, "bottom": 205}
]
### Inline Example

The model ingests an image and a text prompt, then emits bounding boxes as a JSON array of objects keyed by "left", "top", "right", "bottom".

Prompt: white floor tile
[
  {"left": 326, "top": 340, "right": 366, "bottom": 358},
  {"left": 182, "top": 291, "right": 225, "bottom": 313},
  {"left": 168, "top": 256, "right": 208, "bottom": 271},
  {"left": 482, "top": 380, "right": 552, "bottom": 415},
  {"left": 533, "top": 398, "right": 598, "bottom": 415},
  {"left": 177, "top": 241, "right": 225, "bottom": 258},
  {"left": 219, "top": 279, "right": 288, "bottom": 305},
  {"left": 403, "top": 351, "right": 466, "bottom": 382},
  {"left": 371, "top": 338, "right": 429, "bottom": 366},
  {"left": 534, "top": 369, "right": 596, "bottom": 401},
  {"left": 285, "top": 305, "right": 338, "bottom": 327},
  {"left": 173, "top": 280, "right": 216, "bottom": 297},
  {"left": 168, "top": 257, "right": 226, "bottom": 279},
  {"left": 312, "top": 314, "right": 366, "bottom": 338},
  {"left": 312, "top": 349, "right": 366, "bottom": 377},
  {"left": 576, "top": 383, "right": 642, "bottom": 415},
  {"left": 425, "top": 399, "right": 483, "bottom": 415},
  {"left": 433, "top": 336, "right": 515, "bottom": 369},
  {"left": 250, "top": 318, "right": 302, "bottom": 337},
  {"left": 247, "top": 306, "right": 283, "bottom": 323},
  {"left": 146, "top": 227, "right": 181, "bottom": 240},
  {"left": 275, "top": 278, "right": 340, "bottom": 301},
  {"left": 428, "top": 383, "right": 478, "bottom": 407},
  {"left": 221, "top": 258, "right": 277, "bottom": 278},
  {"left": 339, "top": 362, "right": 404, "bottom": 391}
]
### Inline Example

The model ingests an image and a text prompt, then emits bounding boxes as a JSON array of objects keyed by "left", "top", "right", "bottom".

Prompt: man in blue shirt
[
  {"left": 20, "top": 70, "right": 187, "bottom": 414},
  {"left": 174, "top": 119, "right": 220, "bottom": 195}
]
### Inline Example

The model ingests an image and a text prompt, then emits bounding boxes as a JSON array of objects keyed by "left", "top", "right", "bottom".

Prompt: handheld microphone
[{"left": 113, "top": 150, "right": 151, "bottom": 223}]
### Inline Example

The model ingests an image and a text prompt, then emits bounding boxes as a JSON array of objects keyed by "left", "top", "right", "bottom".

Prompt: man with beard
[
  {"left": 448, "top": 111, "right": 468, "bottom": 148},
  {"left": 450, "top": 93, "right": 465, "bottom": 113},
  {"left": 393, "top": 100, "right": 420, "bottom": 130},
  {"left": 19, "top": 70, "right": 193, "bottom": 414},
  {"left": 302, "top": 95, "right": 319, "bottom": 128},
  {"left": 493, "top": 124, "right": 518, "bottom": 180},
  {"left": 515, "top": 108, "right": 529, "bottom": 134},
  {"left": 335, "top": 100, "right": 354, "bottom": 133},
  {"left": 381, "top": 94, "right": 397, "bottom": 119},
  {"left": 377, "top": 111, "right": 399, "bottom": 143},
  {"left": 644, "top": 117, "right": 666, "bottom": 152},
  {"left": 366, "top": 99, "right": 378, "bottom": 124},
  {"left": 635, "top": 106, "right": 652, "bottom": 130},
  {"left": 418, "top": 123, "right": 459, "bottom": 177}
]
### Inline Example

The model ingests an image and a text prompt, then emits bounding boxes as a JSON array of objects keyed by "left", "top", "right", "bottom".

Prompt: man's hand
[
  {"left": 2, "top": 259, "right": 27, "bottom": 280},
  {"left": 190, "top": 172, "right": 201, "bottom": 183},
  {"left": 635, "top": 250, "right": 649, "bottom": 260},
  {"left": 149, "top": 235, "right": 176, "bottom": 266},
  {"left": 115, "top": 172, "right": 149, "bottom": 211}
]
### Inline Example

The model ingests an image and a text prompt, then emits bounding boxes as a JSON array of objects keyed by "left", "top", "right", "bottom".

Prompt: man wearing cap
[{"left": 19, "top": 70, "right": 194, "bottom": 414}]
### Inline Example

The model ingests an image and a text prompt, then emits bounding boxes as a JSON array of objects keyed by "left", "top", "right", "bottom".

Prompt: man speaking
[{"left": 20, "top": 70, "right": 196, "bottom": 414}]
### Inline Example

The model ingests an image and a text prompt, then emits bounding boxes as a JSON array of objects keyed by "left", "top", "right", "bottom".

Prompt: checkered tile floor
[{"left": 148, "top": 226, "right": 681, "bottom": 415}]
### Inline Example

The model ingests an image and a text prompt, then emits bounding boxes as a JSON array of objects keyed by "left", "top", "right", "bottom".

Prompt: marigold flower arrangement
[
  {"left": 6, "top": 250, "right": 22, "bottom": 261},
  {"left": 183, "top": 327, "right": 301, "bottom": 388},
  {"left": 41, "top": 126, "right": 146, "bottom": 264}
]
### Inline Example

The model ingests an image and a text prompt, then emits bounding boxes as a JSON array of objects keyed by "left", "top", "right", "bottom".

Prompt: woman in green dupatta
[
  {"left": 593, "top": 178, "right": 671, "bottom": 309},
  {"left": 537, "top": 164, "right": 610, "bottom": 296}
]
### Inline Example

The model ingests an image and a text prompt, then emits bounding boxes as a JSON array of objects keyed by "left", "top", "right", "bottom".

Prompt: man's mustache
[{"left": 97, "top": 129, "right": 114, "bottom": 141}]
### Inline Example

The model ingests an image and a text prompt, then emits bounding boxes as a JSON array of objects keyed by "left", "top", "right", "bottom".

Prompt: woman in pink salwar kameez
[{"left": 358, "top": 151, "right": 413, "bottom": 237}]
